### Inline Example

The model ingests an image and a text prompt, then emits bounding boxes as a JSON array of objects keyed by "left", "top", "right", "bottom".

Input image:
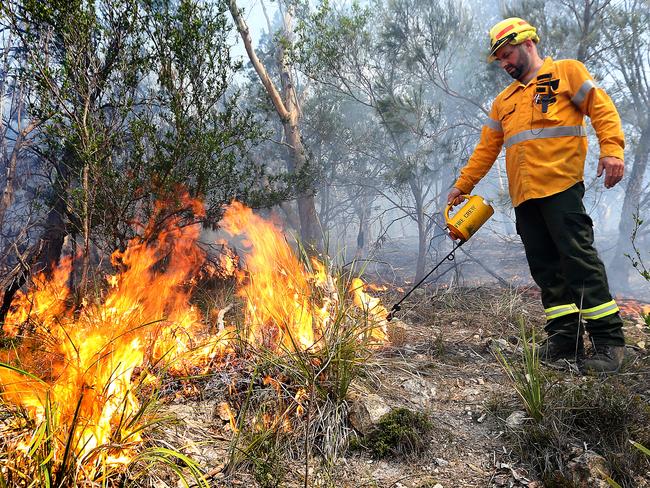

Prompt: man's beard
[{"left": 505, "top": 47, "right": 530, "bottom": 80}]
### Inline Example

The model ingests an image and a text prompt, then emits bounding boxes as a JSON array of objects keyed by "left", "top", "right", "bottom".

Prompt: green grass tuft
[{"left": 494, "top": 318, "right": 547, "bottom": 422}]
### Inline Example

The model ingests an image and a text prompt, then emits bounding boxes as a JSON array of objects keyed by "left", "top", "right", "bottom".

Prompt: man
[{"left": 447, "top": 18, "right": 626, "bottom": 373}]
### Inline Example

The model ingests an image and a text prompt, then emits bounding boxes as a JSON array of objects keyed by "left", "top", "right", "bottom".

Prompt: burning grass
[{"left": 0, "top": 197, "right": 389, "bottom": 486}]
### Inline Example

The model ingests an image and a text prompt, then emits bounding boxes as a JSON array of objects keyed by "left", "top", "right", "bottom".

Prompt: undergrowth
[
  {"left": 223, "top": 256, "right": 386, "bottom": 485},
  {"left": 490, "top": 379, "right": 650, "bottom": 487},
  {"left": 351, "top": 407, "right": 433, "bottom": 459}
]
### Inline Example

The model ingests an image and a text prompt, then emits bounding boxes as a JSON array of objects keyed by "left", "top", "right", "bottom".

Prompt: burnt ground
[{"left": 162, "top": 283, "right": 650, "bottom": 488}]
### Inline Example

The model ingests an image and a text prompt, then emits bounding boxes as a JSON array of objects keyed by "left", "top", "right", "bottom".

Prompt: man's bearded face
[{"left": 496, "top": 44, "right": 531, "bottom": 81}]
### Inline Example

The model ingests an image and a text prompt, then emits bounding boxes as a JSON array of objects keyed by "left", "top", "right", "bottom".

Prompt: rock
[
  {"left": 401, "top": 377, "right": 436, "bottom": 406},
  {"left": 348, "top": 393, "right": 391, "bottom": 434},
  {"left": 487, "top": 337, "right": 512, "bottom": 354},
  {"left": 505, "top": 410, "right": 527, "bottom": 429},
  {"left": 566, "top": 450, "right": 610, "bottom": 487},
  {"left": 434, "top": 457, "right": 449, "bottom": 467}
]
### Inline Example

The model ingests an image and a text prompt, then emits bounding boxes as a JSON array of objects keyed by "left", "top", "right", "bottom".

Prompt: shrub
[{"left": 360, "top": 407, "right": 432, "bottom": 459}]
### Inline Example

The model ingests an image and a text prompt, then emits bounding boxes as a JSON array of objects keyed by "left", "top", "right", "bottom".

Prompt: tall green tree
[
  {"left": 603, "top": 0, "right": 650, "bottom": 289},
  {"left": 0, "top": 0, "right": 267, "bottom": 319},
  {"left": 228, "top": 0, "right": 322, "bottom": 250}
]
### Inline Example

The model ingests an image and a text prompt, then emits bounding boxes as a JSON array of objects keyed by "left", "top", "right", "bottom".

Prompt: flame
[
  {"left": 220, "top": 202, "right": 319, "bottom": 350},
  {"left": 218, "top": 246, "right": 239, "bottom": 277},
  {"left": 0, "top": 194, "right": 231, "bottom": 470},
  {"left": 3, "top": 256, "right": 72, "bottom": 337},
  {"left": 350, "top": 278, "right": 388, "bottom": 342},
  {"left": 0, "top": 197, "right": 387, "bottom": 475},
  {"left": 366, "top": 283, "right": 388, "bottom": 292}
]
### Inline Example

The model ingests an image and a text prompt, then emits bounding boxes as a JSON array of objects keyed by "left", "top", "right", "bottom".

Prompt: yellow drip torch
[
  {"left": 444, "top": 194, "right": 494, "bottom": 242},
  {"left": 386, "top": 195, "right": 494, "bottom": 321}
]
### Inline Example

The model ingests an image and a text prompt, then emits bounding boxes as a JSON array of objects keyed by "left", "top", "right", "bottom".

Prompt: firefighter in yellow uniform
[{"left": 448, "top": 18, "right": 626, "bottom": 373}]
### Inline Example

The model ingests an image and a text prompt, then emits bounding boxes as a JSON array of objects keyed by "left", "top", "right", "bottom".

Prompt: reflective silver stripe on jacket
[
  {"left": 485, "top": 117, "right": 502, "bottom": 132},
  {"left": 571, "top": 79, "right": 596, "bottom": 106},
  {"left": 504, "top": 125, "right": 587, "bottom": 149}
]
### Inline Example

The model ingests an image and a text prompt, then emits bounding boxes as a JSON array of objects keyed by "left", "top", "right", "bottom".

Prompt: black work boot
[
  {"left": 581, "top": 344, "right": 625, "bottom": 374},
  {"left": 537, "top": 335, "right": 584, "bottom": 362}
]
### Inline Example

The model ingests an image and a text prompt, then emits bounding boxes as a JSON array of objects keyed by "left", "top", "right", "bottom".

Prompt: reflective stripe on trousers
[
  {"left": 544, "top": 300, "right": 619, "bottom": 321},
  {"left": 581, "top": 299, "right": 619, "bottom": 320},
  {"left": 545, "top": 303, "right": 579, "bottom": 320}
]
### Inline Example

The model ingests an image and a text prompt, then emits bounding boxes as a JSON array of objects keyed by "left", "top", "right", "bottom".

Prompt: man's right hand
[{"left": 447, "top": 188, "right": 463, "bottom": 207}]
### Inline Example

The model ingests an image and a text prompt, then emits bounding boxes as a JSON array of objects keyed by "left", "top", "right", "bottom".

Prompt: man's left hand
[{"left": 597, "top": 156, "right": 624, "bottom": 189}]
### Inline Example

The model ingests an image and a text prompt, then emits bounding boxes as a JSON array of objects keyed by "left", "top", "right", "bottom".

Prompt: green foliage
[
  {"left": 494, "top": 319, "right": 546, "bottom": 422},
  {"left": 1, "top": 0, "right": 281, "bottom": 255},
  {"left": 630, "top": 440, "right": 650, "bottom": 457},
  {"left": 247, "top": 434, "right": 287, "bottom": 488},
  {"left": 128, "top": 447, "right": 210, "bottom": 488},
  {"left": 360, "top": 407, "right": 432, "bottom": 459}
]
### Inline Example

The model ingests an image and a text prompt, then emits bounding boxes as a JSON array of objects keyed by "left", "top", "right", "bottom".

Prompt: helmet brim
[{"left": 487, "top": 32, "right": 517, "bottom": 62}]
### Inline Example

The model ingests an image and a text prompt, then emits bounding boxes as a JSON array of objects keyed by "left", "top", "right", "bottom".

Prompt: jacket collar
[{"left": 501, "top": 57, "right": 554, "bottom": 100}]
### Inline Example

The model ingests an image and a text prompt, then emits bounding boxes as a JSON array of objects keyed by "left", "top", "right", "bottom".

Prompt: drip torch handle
[{"left": 444, "top": 194, "right": 470, "bottom": 225}]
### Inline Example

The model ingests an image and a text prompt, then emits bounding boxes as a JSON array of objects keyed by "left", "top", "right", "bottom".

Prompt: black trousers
[{"left": 514, "top": 182, "right": 625, "bottom": 346}]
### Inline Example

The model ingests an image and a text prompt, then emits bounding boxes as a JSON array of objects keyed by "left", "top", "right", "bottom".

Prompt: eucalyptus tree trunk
[
  {"left": 228, "top": 0, "right": 321, "bottom": 249},
  {"left": 601, "top": 2, "right": 650, "bottom": 290},
  {"left": 354, "top": 196, "right": 371, "bottom": 258},
  {"left": 409, "top": 177, "right": 428, "bottom": 282}
]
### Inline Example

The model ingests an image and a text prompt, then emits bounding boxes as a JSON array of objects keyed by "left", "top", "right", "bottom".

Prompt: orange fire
[{"left": 0, "top": 197, "right": 387, "bottom": 475}]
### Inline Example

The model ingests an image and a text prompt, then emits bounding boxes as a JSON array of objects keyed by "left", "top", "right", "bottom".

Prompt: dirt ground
[
  {"left": 157, "top": 231, "right": 650, "bottom": 487},
  {"left": 164, "top": 283, "right": 650, "bottom": 488}
]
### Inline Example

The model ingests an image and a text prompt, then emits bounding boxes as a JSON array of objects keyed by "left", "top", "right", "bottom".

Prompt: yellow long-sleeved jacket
[{"left": 454, "top": 57, "right": 624, "bottom": 207}]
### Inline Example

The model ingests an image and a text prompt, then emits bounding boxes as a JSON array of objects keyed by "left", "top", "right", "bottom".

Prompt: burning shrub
[{"left": 0, "top": 198, "right": 389, "bottom": 485}]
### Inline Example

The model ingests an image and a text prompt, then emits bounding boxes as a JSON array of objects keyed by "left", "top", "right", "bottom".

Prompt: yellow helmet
[{"left": 488, "top": 17, "right": 539, "bottom": 62}]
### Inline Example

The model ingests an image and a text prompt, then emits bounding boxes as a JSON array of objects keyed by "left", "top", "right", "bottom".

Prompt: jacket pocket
[{"left": 500, "top": 104, "right": 517, "bottom": 133}]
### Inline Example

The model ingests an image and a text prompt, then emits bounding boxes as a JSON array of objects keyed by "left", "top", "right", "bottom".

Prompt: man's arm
[
  {"left": 568, "top": 60, "right": 625, "bottom": 188},
  {"left": 449, "top": 103, "right": 504, "bottom": 205}
]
